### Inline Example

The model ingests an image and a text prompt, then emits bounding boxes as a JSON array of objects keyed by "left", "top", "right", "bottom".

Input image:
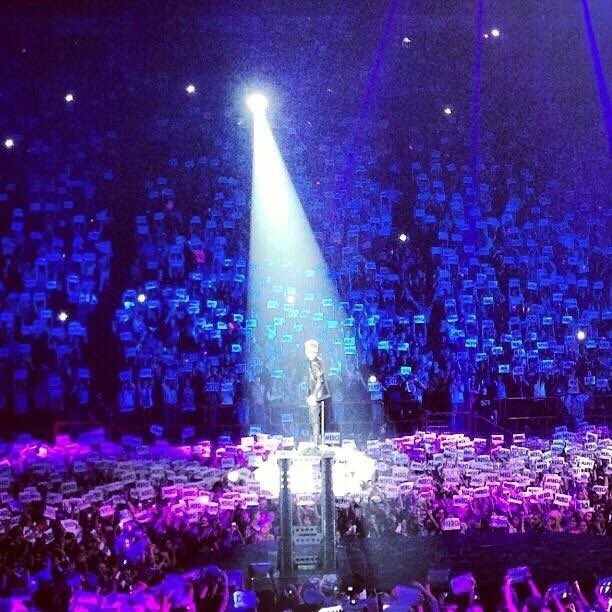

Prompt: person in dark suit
[{"left": 305, "top": 339, "right": 331, "bottom": 445}]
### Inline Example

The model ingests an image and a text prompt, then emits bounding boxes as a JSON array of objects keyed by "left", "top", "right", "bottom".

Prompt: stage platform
[{"left": 251, "top": 441, "right": 376, "bottom": 497}]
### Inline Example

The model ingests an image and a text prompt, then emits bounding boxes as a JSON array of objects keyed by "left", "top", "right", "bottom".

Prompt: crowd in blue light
[
  {"left": 0, "top": 7, "right": 609, "bottom": 443},
  {"left": 109, "top": 101, "right": 611, "bottom": 437}
]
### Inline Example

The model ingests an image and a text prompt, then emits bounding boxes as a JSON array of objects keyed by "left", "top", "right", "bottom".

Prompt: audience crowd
[
  {"left": 0, "top": 5, "right": 610, "bottom": 610},
  {"left": 22, "top": 568, "right": 612, "bottom": 611},
  {"left": 338, "top": 427, "right": 611, "bottom": 539},
  {"left": 0, "top": 425, "right": 606, "bottom": 608},
  {"left": 0, "top": 168, "right": 114, "bottom": 429}
]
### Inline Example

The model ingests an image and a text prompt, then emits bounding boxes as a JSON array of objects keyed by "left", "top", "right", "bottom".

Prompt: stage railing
[
  {"left": 269, "top": 399, "right": 421, "bottom": 424},
  {"left": 584, "top": 394, "right": 612, "bottom": 426},
  {"left": 11, "top": 394, "right": 610, "bottom": 444},
  {"left": 423, "top": 410, "right": 474, "bottom": 435},
  {"left": 74, "top": 393, "right": 609, "bottom": 444},
  {"left": 53, "top": 420, "right": 102, "bottom": 437},
  {"left": 472, "top": 414, "right": 513, "bottom": 439},
  {"left": 496, "top": 396, "right": 562, "bottom": 437}
]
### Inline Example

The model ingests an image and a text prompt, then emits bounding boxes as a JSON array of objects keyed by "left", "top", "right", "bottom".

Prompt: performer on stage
[{"left": 304, "top": 339, "right": 331, "bottom": 445}]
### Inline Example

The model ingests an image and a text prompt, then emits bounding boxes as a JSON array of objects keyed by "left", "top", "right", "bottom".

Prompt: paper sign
[
  {"left": 296, "top": 494, "right": 315, "bottom": 506},
  {"left": 242, "top": 493, "right": 259, "bottom": 506},
  {"left": 181, "top": 486, "right": 197, "bottom": 499},
  {"left": 471, "top": 474, "right": 487, "bottom": 487},
  {"left": 399, "top": 482, "right": 415, "bottom": 493},
  {"left": 384, "top": 484, "right": 400, "bottom": 498},
  {"left": 137, "top": 486, "right": 156, "bottom": 501},
  {"left": 61, "top": 519, "right": 80, "bottom": 534},
  {"left": 99, "top": 505, "right": 114, "bottom": 518},
  {"left": 43, "top": 506, "right": 57, "bottom": 520},
  {"left": 392, "top": 466, "right": 409, "bottom": 481},
  {"left": 553, "top": 493, "right": 571, "bottom": 508},
  {"left": 61, "top": 481, "right": 78, "bottom": 495},
  {"left": 219, "top": 497, "right": 237, "bottom": 511},
  {"left": 442, "top": 517, "right": 461, "bottom": 531},
  {"left": 221, "top": 457, "right": 236, "bottom": 470},
  {"left": 539, "top": 490, "right": 554, "bottom": 502},
  {"left": 324, "top": 432, "right": 341, "bottom": 446},
  {"left": 490, "top": 515, "right": 508, "bottom": 528},
  {"left": 598, "top": 448, "right": 612, "bottom": 460}
]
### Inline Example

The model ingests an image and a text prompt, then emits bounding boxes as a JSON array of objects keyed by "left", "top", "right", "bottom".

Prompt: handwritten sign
[
  {"left": 442, "top": 517, "right": 461, "bottom": 531},
  {"left": 553, "top": 493, "right": 571, "bottom": 508}
]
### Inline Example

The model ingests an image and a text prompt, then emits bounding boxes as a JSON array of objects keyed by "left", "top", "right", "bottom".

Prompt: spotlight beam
[
  {"left": 247, "top": 104, "right": 347, "bottom": 392},
  {"left": 467, "top": 0, "right": 485, "bottom": 251}
]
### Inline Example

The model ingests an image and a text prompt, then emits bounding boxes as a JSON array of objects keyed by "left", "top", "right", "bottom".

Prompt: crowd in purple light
[{"left": 0, "top": 426, "right": 607, "bottom": 609}]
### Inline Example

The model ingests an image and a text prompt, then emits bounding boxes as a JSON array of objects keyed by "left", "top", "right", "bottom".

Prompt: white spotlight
[
  {"left": 576, "top": 329, "right": 586, "bottom": 341},
  {"left": 399, "top": 233, "right": 407, "bottom": 242},
  {"left": 286, "top": 294, "right": 295, "bottom": 304},
  {"left": 185, "top": 84, "right": 196, "bottom": 94},
  {"left": 137, "top": 293, "right": 147, "bottom": 304},
  {"left": 58, "top": 311, "right": 69, "bottom": 322},
  {"left": 491, "top": 28, "right": 500, "bottom": 38},
  {"left": 65, "top": 93, "right": 74, "bottom": 103},
  {"left": 443, "top": 107, "right": 452, "bottom": 116},
  {"left": 247, "top": 92, "right": 268, "bottom": 114},
  {"left": 4, "top": 138, "right": 15, "bottom": 149},
  {"left": 368, "top": 375, "right": 377, "bottom": 384},
  {"left": 402, "top": 36, "right": 412, "bottom": 46}
]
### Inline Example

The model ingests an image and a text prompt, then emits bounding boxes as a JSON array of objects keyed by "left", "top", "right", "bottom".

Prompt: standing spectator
[{"left": 162, "top": 372, "right": 179, "bottom": 436}]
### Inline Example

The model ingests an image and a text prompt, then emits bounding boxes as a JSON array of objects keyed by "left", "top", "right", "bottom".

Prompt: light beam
[{"left": 247, "top": 98, "right": 347, "bottom": 409}]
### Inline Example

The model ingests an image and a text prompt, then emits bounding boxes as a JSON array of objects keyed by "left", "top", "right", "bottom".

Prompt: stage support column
[
  {"left": 320, "top": 451, "right": 336, "bottom": 571},
  {"left": 278, "top": 456, "right": 293, "bottom": 580}
]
